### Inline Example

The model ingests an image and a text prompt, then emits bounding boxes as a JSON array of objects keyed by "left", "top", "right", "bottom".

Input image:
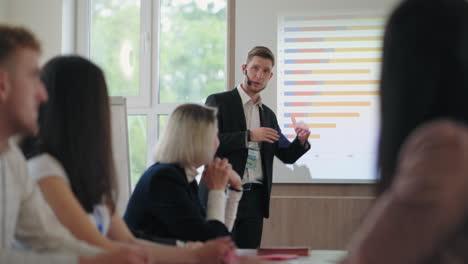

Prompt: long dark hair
[
  {"left": 377, "top": 0, "right": 468, "bottom": 193},
  {"left": 22, "top": 56, "right": 117, "bottom": 213}
]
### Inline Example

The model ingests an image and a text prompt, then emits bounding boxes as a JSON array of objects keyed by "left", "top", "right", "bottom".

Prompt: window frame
[
  {"left": 76, "top": 0, "right": 153, "bottom": 108},
  {"left": 76, "top": 0, "right": 235, "bottom": 184}
]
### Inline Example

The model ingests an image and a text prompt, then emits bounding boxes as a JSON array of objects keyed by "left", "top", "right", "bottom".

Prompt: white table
[{"left": 237, "top": 249, "right": 347, "bottom": 264}]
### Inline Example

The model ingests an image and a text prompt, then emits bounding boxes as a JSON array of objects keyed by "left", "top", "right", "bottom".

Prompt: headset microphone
[{"left": 244, "top": 70, "right": 252, "bottom": 86}]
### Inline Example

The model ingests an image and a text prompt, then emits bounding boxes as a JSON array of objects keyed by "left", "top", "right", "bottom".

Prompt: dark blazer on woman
[{"left": 123, "top": 163, "right": 230, "bottom": 242}]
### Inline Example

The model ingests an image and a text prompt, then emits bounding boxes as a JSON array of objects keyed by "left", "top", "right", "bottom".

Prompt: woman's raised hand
[{"left": 202, "top": 158, "right": 231, "bottom": 190}]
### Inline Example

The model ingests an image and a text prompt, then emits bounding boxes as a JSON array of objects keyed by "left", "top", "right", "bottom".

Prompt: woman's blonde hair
[{"left": 153, "top": 103, "right": 218, "bottom": 167}]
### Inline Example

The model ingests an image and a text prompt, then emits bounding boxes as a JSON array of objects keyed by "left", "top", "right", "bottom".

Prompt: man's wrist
[{"left": 228, "top": 185, "right": 242, "bottom": 192}]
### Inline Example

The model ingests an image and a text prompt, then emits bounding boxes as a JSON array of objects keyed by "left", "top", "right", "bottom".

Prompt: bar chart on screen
[{"left": 277, "top": 12, "right": 385, "bottom": 182}]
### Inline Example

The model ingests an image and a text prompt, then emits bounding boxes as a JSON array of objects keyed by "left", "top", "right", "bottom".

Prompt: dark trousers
[{"left": 232, "top": 185, "right": 264, "bottom": 249}]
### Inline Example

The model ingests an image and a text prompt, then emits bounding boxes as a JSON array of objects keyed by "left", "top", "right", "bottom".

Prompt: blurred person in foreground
[
  {"left": 0, "top": 24, "right": 149, "bottom": 264},
  {"left": 343, "top": 0, "right": 468, "bottom": 263}
]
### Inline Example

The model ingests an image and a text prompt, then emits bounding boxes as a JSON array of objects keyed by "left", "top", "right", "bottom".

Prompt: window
[
  {"left": 77, "top": 0, "right": 228, "bottom": 188},
  {"left": 90, "top": 0, "right": 142, "bottom": 97},
  {"left": 127, "top": 115, "right": 148, "bottom": 187},
  {"left": 158, "top": 114, "right": 169, "bottom": 137},
  {"left": 159, "top": 0, "right": 227, "bottom": 103}
]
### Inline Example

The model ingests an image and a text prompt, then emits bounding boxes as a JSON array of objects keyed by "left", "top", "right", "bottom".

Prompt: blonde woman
[{"left": 124, "top": 104, "right": 243, "bottom": 243}]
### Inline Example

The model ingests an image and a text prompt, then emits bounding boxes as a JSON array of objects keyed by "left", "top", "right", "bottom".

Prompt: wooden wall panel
[{"left": 261, "top": 184, "right": 375, "bottom": 249}]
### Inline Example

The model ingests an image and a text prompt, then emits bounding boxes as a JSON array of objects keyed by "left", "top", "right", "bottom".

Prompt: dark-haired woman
[
  {"left": 22, "top": 55, "right": 235, "bottom": 264},
  {"left": 343, "top": 0, "right": 468, "bottom": 263}
]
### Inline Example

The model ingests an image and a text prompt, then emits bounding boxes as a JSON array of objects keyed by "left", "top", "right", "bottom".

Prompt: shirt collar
[
  {"left": 0, "top": 138, "right": 15, "bottom": 156},
  {"left": 236, "top": 84, "right": 263, "bottom": 109},
  {"left": 185, "top": 166, "right": 198, "bottom": 183}
]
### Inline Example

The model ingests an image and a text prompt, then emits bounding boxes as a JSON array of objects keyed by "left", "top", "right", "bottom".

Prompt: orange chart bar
[
  {"left": 284, "top": 48, "right": 381, "bottom": 53},
  {"left": 285, "top": 102, "right": 371, "bottom": 107},
  {"left": 285, "top": 36, "right": 383, "bottom": 43},
  {"left": 285, "top": 15, "right": 383, "bottom": 21},
  {"left": 284, "top": 25, "right": 383, "bottom": 32},
  {"left": 284, "top": 91, "right": 379, "bottom": 96},
  {"left": 285, "top": 123, "right": 336, "bottom": 128},
  {"left": 284, "top": 80, "right": 378, "bottom": 86},
  {"left": 284, "top": 69, "right": 371, "bottom": 74},
  {"left": 285, "top": 113, "right": 361, "bottom": 118},
  {"left": 287, "top": 134, "right": 321, "bottom": 139},
  {"left": 285, "top": 58, "right": 381, "bottom": 64}
]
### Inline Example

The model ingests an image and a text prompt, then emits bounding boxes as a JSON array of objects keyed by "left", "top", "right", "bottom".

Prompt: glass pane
[
  {"left": 159, "top": 0, "right": 227, "bottom": 103},
  {"left": 128, "top": 115, "right": 147, "bottom": 187},
  {"left": 158, "top": 115, "right": 169, "bottom": 138},
  {"left": 90, "top": 0, "right": 141, "bottom": 97}
]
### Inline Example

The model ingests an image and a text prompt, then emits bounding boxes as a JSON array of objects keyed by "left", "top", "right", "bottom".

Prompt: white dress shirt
[
  {"left": 185, "top": 166, "right": 242, "bottom": 231},
  {"left": 236, "top": 85, "right": 264, "bottom": 184},
  {"left": 0, "top": 140, "right": 101, "bottom": 264}
]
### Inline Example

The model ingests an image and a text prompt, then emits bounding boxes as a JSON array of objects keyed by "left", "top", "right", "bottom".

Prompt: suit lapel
[
  {"left": 231, "top": 88, "right": 247, "bottom": 131},
  {"left": 259, "top": 105, "right": 265, "bottom": 127}
]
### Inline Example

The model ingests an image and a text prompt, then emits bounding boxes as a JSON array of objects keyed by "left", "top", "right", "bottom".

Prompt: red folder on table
[
  {"left": 257, "top": 247, "right": 309, "bottom": 256},
  {"left": 258, "top": 254, "right": 299, "bottom": 261}
]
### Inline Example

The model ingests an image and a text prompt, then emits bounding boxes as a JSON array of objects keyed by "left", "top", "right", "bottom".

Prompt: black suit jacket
[
  {"left": 123, "top": 163, "right": 230, "bottom": 242},
  {"left": 203, "top": 88, "right": 310, "bottom": 218}
]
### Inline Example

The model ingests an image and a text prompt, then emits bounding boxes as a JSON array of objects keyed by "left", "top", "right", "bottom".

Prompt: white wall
[
  {"left": 235, "top": 0, "right": 401, "bottom": 110},
  {"left": 6, "top": 0, "right": 74, "bottom": 63},
  {"left": 0, "top": 0, "right": 8, "bottom": 23}
]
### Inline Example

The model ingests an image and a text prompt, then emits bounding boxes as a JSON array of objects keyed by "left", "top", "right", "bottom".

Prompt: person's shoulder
[
  {"left": 3, "top": 140, "right": 35, "bottom": 192},
  {"left": 402, "top": 119, "right": 468, "bottom": 156},
  {"left": 28, "top": 153, "right": 62, "bottom": 169},
  {"left": 394, "top": 119, "right": 468, "bottom": 201},
  {"left": 4, "top": 139, "right": 26, "bottom": 162},
  {"left": 145, "top": 163, "right": 183, "bottom": 174},
  {"left": 144, "top": 163, "right": 186, "bottom": 184},
  {"left": 2, "top": 140, "right": 28, "bottom": 182},
  {"left": 208, "top": 89, "right": 238, "bottom": 101},
  {"left": 27, "top": 153, "right": 68, "bottom": 182}
]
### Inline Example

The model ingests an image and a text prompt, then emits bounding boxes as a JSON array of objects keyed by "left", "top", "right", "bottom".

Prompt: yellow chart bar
[
  {"left": 325, "top": 36, "right": 383, "bottom": 42},
  {"left": 313, "top": 102, "right": 371, "bottom": 107},
  {"left": 321, "top": 91, "right": 379, "bottom": 96},
  {"left": 329, "top": 58, "right": 381, "bottom": 63},
  {"left": 312, "top": 69, "right": 371, "bottom": 74},
  {"left": 323, "top": 80, "right": 378, "bottom": 85},
  {"left": 334, "top": 47, "right": 382, "bottom": 52},
  {"left": 291, "top": 113, "right": 361, "bottom": 117},
  {"left": 291, "top": 15, "right": 383, "bottom": 21}
]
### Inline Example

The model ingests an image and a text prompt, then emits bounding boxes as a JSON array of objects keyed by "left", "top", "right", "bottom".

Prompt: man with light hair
[
  {"left": 0, "top": 24, "right": 149, "bottom": 264},
  {"left": 203, "top": 46, "right": 311, "bottom": 248}
]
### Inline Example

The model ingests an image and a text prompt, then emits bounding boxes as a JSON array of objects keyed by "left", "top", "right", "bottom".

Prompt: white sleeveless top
[{"left": 28, "top": 154, "right": 111, "bottom": 236}]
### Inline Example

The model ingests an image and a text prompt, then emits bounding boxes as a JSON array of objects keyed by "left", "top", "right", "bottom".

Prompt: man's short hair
[
  {"left": 0, "top": 24, "right": 41, "bottom": 64},
  {"left": 246, "top": 46, "right": 275, "bottom": 67}
]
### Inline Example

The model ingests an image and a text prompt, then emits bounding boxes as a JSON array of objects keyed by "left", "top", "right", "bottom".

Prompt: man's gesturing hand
[{"left": 249, "top": 127, "right": 279, "bottom": 143}]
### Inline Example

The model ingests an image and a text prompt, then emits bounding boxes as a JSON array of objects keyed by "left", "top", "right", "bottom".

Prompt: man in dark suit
[{"left": 203, "top": 46, "right": 311, "bottom": 248}]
